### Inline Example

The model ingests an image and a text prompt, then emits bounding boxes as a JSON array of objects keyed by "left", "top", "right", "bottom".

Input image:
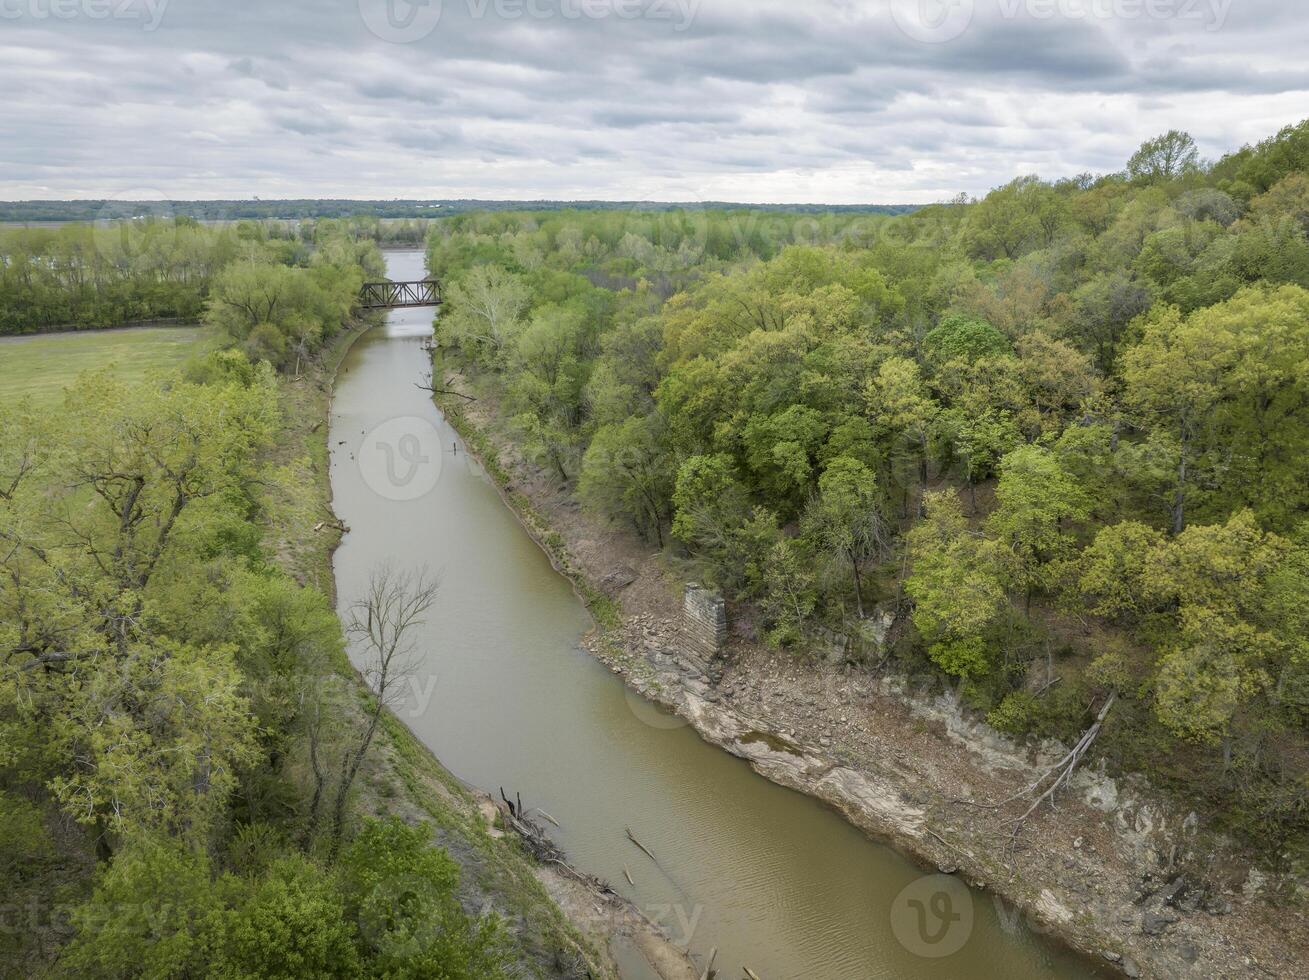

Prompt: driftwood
[
  {"left": 535, "top": 808, "right": 561, "bottom": 828},
  {"left": 623, "top": 866, "right": 634, "bottom": 886},
  {"left": 955, "top": 693, "right": 1117, "bottom": 857},
  {"left": 625, "top": 826, "right": 659, "bottom": 864},
  {"left": 498, "top": 787, "right": 563, "bottom": 863},
  {"left": 1034, "top": 674, "right": 1063, "bottom": 697},
  {"left": 415, "top": 376, "right": 476, "bottom": 401},
  {"left": 699, "top": 947, "right": 717, "bottom": 980},
  {"left": 494, "top": 787, "right": 624, "bottom": 906},
  {"left": 744, "top": 968, "right": 762, "bottom": 980}
]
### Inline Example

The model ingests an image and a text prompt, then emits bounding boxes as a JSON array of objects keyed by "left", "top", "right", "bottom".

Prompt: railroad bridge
[{"left": 359, "top": 278, "right": 442, "bottom": 309}]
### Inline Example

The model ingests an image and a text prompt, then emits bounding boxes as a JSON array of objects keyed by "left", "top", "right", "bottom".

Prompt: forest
[
  {"left": 426, "top": 121, "right": 1309, "bottom": 867},
  {"left": 4, "top": 117, "right": 1309, "bottom": 976},
  {"left": 0, "top": 218, "right": 395, "bottom": 336},
  {"left": 0, "top": 225, "right": 538, "bottom": 977}
]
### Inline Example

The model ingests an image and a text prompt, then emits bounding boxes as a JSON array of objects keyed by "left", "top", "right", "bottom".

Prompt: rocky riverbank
[{"left": 434, "top": 375, "right": 1307, "bottom": 980}]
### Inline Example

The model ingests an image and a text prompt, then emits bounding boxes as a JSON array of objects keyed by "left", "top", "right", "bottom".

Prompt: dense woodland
[
  {"left": 0, "top": 218, "right": 388, "bottom": 335},
  {"left": 1, "top": 229, "right": 522, "bottom": 976},
  {"left": 427, "top": 121, "right": 1309, "bottom": 867},
  {"left": 4, "top": 118, "right": 1309, "bottom": 975}
]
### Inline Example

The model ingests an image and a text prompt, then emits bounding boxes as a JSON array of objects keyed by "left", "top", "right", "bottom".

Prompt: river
[{"left": 328, "top": 250, "right": 1104, "bottom": 980}]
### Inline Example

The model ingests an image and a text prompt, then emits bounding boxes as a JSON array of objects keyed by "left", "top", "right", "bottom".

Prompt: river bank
[
  {"left": 310, "top": 303, "right": 702, "bottom": 978},
  {"left": 431, "top": 368, "right": 1307, "bottom": 980},
  {"left": 277, "top": 318, "right": 668, "bottom": 980}
]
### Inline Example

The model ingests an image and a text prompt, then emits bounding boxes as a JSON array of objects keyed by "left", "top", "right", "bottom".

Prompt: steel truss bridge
[{"left": 359, "top": 279, "right": 443, "bottom": 309}]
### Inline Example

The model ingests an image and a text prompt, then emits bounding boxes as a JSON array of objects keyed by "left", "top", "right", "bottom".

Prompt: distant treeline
[
  {"left": 0, "top": 217, "right": 388, "bottom": 335},
  {"left": 0, "top": 198, "right": 923, "bottom": 223}
]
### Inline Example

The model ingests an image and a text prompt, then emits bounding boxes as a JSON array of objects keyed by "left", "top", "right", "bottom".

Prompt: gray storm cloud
[{"left": 0, "top": 0, "right": 1306, "bottom": 202}]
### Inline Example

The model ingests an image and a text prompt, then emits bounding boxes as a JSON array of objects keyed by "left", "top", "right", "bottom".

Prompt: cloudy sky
[{"left": 1, "top": 0, "right": 1306, "bottom": 203}]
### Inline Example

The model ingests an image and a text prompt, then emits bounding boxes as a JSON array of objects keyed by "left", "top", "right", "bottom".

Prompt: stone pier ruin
[{"left": 681, "top": 583, "right": 727, "bottom": 675}]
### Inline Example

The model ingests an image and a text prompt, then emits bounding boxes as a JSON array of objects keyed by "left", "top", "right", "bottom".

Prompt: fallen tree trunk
[{"left": 954, "top": 692, "right": 1117, "bottom": 857}]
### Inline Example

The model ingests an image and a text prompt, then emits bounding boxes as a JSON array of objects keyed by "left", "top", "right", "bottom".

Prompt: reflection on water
[{"left": 328, "top": 250, "right": 1103, "bottom": 980}]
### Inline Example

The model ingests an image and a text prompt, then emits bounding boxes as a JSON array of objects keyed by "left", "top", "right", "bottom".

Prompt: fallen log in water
[
  {"left": 625, "top": 826, "right": 658, "bottom": 864},
  {"left": 699, "top": 946, "right": 717, "bottom": 980}
]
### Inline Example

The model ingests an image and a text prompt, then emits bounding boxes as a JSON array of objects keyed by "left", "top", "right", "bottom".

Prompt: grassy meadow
[{"left": 0, "top": 325, "right": 208, "bottom": 409}]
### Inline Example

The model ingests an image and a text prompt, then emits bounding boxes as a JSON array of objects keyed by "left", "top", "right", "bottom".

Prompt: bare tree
[{"left": 326, "top": 563, "right": 439, "bottom": 860}]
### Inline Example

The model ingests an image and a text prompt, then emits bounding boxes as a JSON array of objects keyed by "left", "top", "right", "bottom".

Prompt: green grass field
[{"left": 0, "top": 326, "right": 209, "bottom": 409}]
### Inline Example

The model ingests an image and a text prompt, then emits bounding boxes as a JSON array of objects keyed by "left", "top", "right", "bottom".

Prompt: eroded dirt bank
[{"left": 436, "top": 379, "right": 1307, "bottom": 980}]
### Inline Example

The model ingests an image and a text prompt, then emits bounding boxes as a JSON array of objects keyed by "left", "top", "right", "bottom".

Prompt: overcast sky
[{"left": 1, "top": 0, "right": 1306, "bottom": 203}]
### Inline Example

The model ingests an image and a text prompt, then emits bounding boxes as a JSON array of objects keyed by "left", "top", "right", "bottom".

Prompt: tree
[
  {"left": 1147, "top": 512, "right": 1290, "bottom": 743},
  {"left": 963, "top": 176, "right": 1056, "bottom": 260},
  {"left": 759, "top": 538, "right": 817, "bottom": 648},
  {"left": 47, "top": 638, "right": 260, "bottom": 842},
  {"left": 921, "top": 313, "right": 1011, "bottom": 367},
  {"left": 578, "top": 415, "right": 675, "bottom": 546},
  {"left": 206, "top": 261, "right": 294, "bottom": 340},
  {"left": 801, "top": 456, "right": 888, "bottom": 618},
  {"left": 742, "top": 403, "right": 828, "bottom": 516},
  {"left": 1127, "top": 130, "right": 1199, "bottom": 184},
  {"left": 439, "top": 265, "right": 531, "bottom": 364},
  {"left": 1077, "top": 521, "right": 1167, "bottom": 623},
  {"left": 905, "top": 492, "right": 1006, "bottom": 678},
  {"left": 671, "top": 454, "right": 757, "bottom": 589},
  {"left": 2, "top": 373, "right": 277, "bottom": 847},
  {"left": 1012, "top": 332, "right": 1101, "bottom": 439},
  {"left": 208, "top": 856, "right": 360, "bottom": 979},
  {"left": 62, "top": 838, "right": 220, "bottom": 978},
  {"left": 1066, "top": 272, "right": 1154, "bottom": 370},
  {"left": 328, "top": 565, "right": 438, "bottom": 860},
  {"left": 1213, "top": 117, "right": 1309, "bottom": 194},
  {"left": 1121, "top": 304, "right": 1235, "bottom": 534},
  {"left": 986, "top": 445, "right": 1090, "bottom": 610},
  {"left": 941, "top": 408, "right": 1021, "bottom": 512},
  {"left": 341, "top": 818, "right": 511, "bottom": 979},
  {"left": 865, "top": 356, "right": 939, "bottom": 513},
  {"left": 585, "top": 314, "right": 664, "bottom": 425},
  {"left": 1194, "top": 285, "right": 1309, "bottom": 525},
  {"left": 1123, "top": 287, "right": 1309, "bottom": 532}
]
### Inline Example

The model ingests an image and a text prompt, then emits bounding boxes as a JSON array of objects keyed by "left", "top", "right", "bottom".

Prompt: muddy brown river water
[{"left": 328, "top": 251, "right": 1105, "bottom": 980}]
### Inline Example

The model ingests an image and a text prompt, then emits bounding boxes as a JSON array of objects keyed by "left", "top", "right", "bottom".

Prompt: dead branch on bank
[
  {"left": 954, "top": 692, "right": 1117, "bottom": 857},
  {"left": 496, "top": 787, "right": 619, "bottom": 898},
  {"left": 415, "top": 372, "right": 476, "bottom": 401}
]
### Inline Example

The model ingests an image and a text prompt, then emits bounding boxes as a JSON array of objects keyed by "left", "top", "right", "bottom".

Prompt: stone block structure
[{"left": 681, "top": 583, "right": 726, "bottom": 674}]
